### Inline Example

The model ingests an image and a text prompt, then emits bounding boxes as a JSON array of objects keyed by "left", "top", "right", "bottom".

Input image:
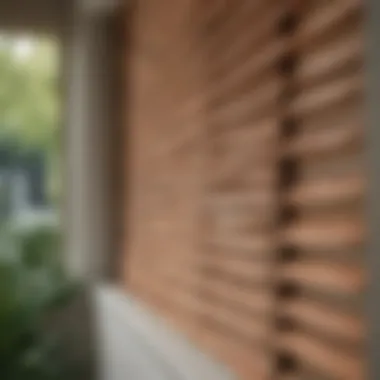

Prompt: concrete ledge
[{"left": 94, "top": 285, "right": 234, "bottom": 380}]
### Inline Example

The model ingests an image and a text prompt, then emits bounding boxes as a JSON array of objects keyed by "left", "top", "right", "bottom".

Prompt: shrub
[{"left": 0, "top": 225, "right": 80, "bottom": 380}]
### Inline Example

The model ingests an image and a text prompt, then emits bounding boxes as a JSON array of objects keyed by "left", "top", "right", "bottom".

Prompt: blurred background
[{"left": 0, "top": 35, "right": 60, "bottom": 231}]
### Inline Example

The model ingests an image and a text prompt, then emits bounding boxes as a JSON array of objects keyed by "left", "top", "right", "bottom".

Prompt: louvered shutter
[
  {"left": 195, "top": 2, "right": 285, "bottom": 379},
  {"left": 272, "top": 1, "right": 366, "bottom": 379},
  {"left": 124, "top": 1, "right": 366, "bottom": 379},
  {"left": 125, "top": 0, "right": 205, "bottom": 336}
]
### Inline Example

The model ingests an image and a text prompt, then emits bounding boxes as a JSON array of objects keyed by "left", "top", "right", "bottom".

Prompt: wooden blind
[
  {"left": 125, "top": 0, "right": 205, "bottom": 335},
  {"left": 124, "top": 1, "right": 366, "bottom": 379},
  {"left": 196, "top": 2, "right": 284, "bottom": 379},
  {"left": 272, "top": 1, "right": 366, "bottom": 379}
]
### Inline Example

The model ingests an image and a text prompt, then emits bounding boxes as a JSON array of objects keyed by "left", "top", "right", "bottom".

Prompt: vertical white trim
[
  {"left": 64, "top": 5, "right": 103, "bottom": 279},
  {"left": 63, "top": 1, "right": 124, "bottom": 280}
]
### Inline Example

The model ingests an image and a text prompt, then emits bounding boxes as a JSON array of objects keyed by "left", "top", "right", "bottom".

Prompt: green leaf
[{"left": 0, "top": 224, "right": 81, "bottom": 379}]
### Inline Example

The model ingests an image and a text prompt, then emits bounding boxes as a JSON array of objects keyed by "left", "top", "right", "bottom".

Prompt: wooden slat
[
  {"left": 202, "top": 0, "right": 231, "bottom": 34},
  {"left": 211, "top": 78, "right": 280, "bottom": 124},
  {"left": 297, "top": 29, "right": 362, "bottom": 83},
  {"left": 210, "top": 161, "right": 277, "bottom": 188},
  {"left": 297, "top": 97, "right": 363, "bottom": 131},
  {"left": 298, "top": 151, "right": 364, "bottom": 182},
  {"left": 210, "top": 42, "right": 283, "bottom": 104},
  {"left": 220, "top": 117, "right": 277, "bottom": 145},
  {"left": 295, "top": 0, "right": 362, "bottom": 47},
  {"left": 282, "top": 217, "right": 365, "bottom": 251},
  {"left": 286, "top": 176, "right": 365, "bottom": 208},
  {"left": 280, "top": 261, "right": 365, "bottom": 295},
  {"left": 204, "top": 257, "right": 272, "bottom": 284},
  {"left": 285, "top": 122, "right": 362, "bottom": 158},
  {"left": 210, "top": 1, "right": 284, "bottom": 63},
  {"left": 210, "top": 191, "right": 275, "bottom": 209},
  {"left": 292, "top": 73, "right": 362, "bottom": 116},
  {"left": 202, "top": 276, "right": 273, "bottom": 316},
  {"left": 213, "top": 210, "right": 274, "bottom": 233},
  {"left": 213, "top": 3, "right": 287, "bottom": 83},
  {"left": 209, "top": 191, "right": 276, "bottom": 231},
  {"left": 213, "top": 154, "right": 276, "bottom": 184},
  {"left": 278, "top": 333, "right": 364, "bottom": 380},
  {"left": 279, "top": 299, "right": 364, "bottom": 343},
  {"left": 209, "top": 234, "right": 275, "bottom": 257},
  {"left": 203, "top": 302, "right": 269, "bottom": 343}
]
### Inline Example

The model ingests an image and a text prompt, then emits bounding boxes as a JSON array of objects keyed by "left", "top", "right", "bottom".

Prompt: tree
[{"left": 0, "top": 35, "right": 60, "bottom": 201}]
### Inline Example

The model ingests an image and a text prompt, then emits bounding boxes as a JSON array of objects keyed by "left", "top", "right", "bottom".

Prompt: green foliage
[
  {"left": 0, "top": 36, "right": 59, "bottom": 149},
  {"left": 0, "top": 35, "right": 61, "bottom": 202},
  {"left": 0, "top": 36, "right": 71, "bottom": 377},
  {"left": 0, "top": 225, "right": 80, "bottom": 380}
]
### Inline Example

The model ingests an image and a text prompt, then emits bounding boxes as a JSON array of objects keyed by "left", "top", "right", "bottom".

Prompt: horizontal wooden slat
[
  {"left": 155, "top": 285, "right": 201, "bottom": 315},
  {"left": 203, "top": 302, "right": 269, "bottom": 343},
  {"left": 201, "top": 0, "right": 232, "bottom": 33},
  {"left": 279, "top": 299, "right": 364, "bottom": 343},
  {"left": 292, "top": 74, "right": 362, "bottom": 116},
  {"left": 278, "top": 332, "right": 364, "bottom": 380},
  {"left": 212, "top": 4, "right": 287, "bottom": 84},
  {"left": 210, "top": 192, "right": 276, "bottom": 231},
  {"left": 295, "top": 0, "right": 362, "bottom": 47},
  {"left": 219, "top": 117, "right": 277, "bottom": 145},
  {"left": 210, "top": 77, "right": 280, "bottom": 123},
  {"left": 210, "top": 168, "right": 277, "bottom": 191},
  {"left": 209, "top": 234, "right": 275, "bottom": 257},
  {"left": 202, "top": 276, "right": 273, "bottom": 316},
  {"left": 285, "top": 122, "right": 362, "bottom": 158},
  {"left": 210, "top": 191, "right": 275, "bottom": 209},
  {"left": 202, "top": 0, "right": 246, "bottom": 38},
  {"left": 296, "top": 97, "right": 362, "bottom": 131},
  {"left": 213, "top": 212, "right": 274, "bottom": 233},
  {"left": 297, "top": 29, "right": 362, "bottom": 83},
  {"left": 209, "top": 1, "right": 284, "bottom": 64},
  {"left": 213, "top": 139, "right": 277, "bottom": 164},
  {"left": 282, "top": 218, "right": 365, "bottom": 251},
  {"left": 210, "top": 42, "right": 283, "bottom": 104},
  {"left": 298, "top": 151, "right": 364, "bottom": 182},
  {"left": 280, "top": 261, "right": 365, "bottom": 295},
  {"left": 213, "top": 155, "right": 276, "bottom": 183},
  {"left": 203, "top": 257, "right": 272, "bottom": 284},
  {"left": 286, "top": 176, "right": 365, "bottom": 208}
]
